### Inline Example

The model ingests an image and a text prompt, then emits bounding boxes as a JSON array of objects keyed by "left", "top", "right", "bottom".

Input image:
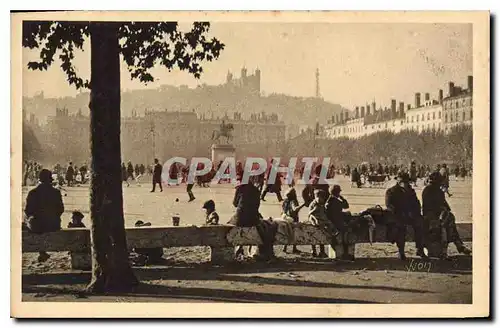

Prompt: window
[
  {"left": 433, "top": 112, "right": 436, "bottom": 120},
  {"left": 462, "top": 112, "right": 466, "bottom": 121},
  {"left": 438, "top": 123, "right": 441, "bottom": 130},
  {"left": 412, "top": 116, "right": 414, "bottom": 123},
  {"left": 427, "top": 113, "right": 430, "bottom": 120},
  {"left": 456, "top": 112, "right": 459, "bottom": 120},
  {"left": 417, "top": 116, "right": 419, "bottom": 122},
  {"left": 450, "top": 114, "right": 453, "bottom": 122},
  {"left": 433, "top": 123, "right": 436, "bottom": 130},
  {"left": 445, "top": 113, "right": 448, "bottom": 123},
  {"left": 439, "top": 111, "right": 442, "bottom": 119},
  {"left": 470, "top": 109, "right": 473, "bottom": 119},
  {"left": 422, "top": 114, "right": 425, "bottom": 121},
  {"left": 456, "top": 101, "right": 459, "bottom": 108}
]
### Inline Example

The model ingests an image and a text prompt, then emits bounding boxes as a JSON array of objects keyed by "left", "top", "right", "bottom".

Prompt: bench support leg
[
  {"left": 327, "top": 244, "right": 357, "bottom": 260},
  {"left": 210, "top": 246, "right": 235, "bottom": 265},
  {"left": 70, "top": 252, "right": 92, "bottom": 270}
]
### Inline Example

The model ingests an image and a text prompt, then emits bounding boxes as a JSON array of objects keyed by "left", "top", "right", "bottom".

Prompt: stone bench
[{"left": 22, "top": 222, "right": 472, "bottom": 269}]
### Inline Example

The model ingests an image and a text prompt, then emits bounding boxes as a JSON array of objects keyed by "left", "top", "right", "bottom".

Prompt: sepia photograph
[{"left": 11, "top": 11, "right": 490, "bottom": 318}]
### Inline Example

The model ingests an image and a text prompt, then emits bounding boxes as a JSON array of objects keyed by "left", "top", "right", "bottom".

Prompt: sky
[{"left": 22, "top": 22, "right": 472, "bottom": 109}]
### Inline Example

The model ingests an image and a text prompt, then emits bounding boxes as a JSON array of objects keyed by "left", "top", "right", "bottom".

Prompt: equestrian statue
[{"left": 211, "top": 120, "right": 234, "bottom": 144}]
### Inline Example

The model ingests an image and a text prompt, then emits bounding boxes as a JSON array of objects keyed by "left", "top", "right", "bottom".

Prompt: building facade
[
  {"left": 323, "top": 76, "right": 472, "bottom": 139},
  {"left": 41, "top": 108, "right": 286, "bottom": 165},
  {"left": 442, "top": 76, "right": 473, "bottom": 132},
  {"left": 405, "top": 101, "right": 443, "bottom": 133}
]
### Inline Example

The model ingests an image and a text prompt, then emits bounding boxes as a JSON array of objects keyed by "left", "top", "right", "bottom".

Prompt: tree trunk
[{"left": 86, "top": 22, "right": 138, "bottom": 293}]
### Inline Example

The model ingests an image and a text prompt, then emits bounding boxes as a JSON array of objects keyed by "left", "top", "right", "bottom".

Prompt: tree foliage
[
  {"left": 22, "top": 20, "right": 224, "bottom": 293},
  {"left": 23, "top": 21, "right": 225, "bottom": 88},
  {"left": 286, "top": 125, "right": 473, "bottom": 166}
]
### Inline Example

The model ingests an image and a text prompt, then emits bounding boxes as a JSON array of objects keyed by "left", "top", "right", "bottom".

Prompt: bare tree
[{"left": 23, "top": 20, "right": 224, "bottom": 293}]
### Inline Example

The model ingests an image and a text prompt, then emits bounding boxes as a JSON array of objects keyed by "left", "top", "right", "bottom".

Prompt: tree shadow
[
  {"left": 22, "top": 255, "right": 471, "bottom": 288},
  {"left": 22, "top": 283, "right": 378, "bottom": 303},
  {"left": 23, "top": 268, "right": 431, "bottom": 294}
]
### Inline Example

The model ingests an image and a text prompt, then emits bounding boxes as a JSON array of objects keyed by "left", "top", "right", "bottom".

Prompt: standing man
[
  {"left": 121, "top": 162, "right": 129, "bottom": 187},
  {"left": 440, "top": 164, "right": 452, "bottom": 196},
  {"left": 186, "top": 163, "right": 196, "bottom": 202},
  {"left": 230, "top": 176, "right": 275, "bottom": 261},
  {"left": 23, "top": 160, "right": 29, "bottom": 186},
  {"left": 127, "top": 161, "right": 135, "bottom": 182},
  {"left": 385, "top": 172, "right": 427, "bottom": 260},
  {"left": 65, "top": 162, "right": 75, "bottom": 187},
  {"left": 79, "top": 163, "right": 87, "bottom": 184},
  {"left": 261, "top": 159, "right": 283, "bottom": 202},
  {"left": 326, "top": 184, "right": 352, "bottom": 260},
  {"left": 151, "top": 158, "right": 163, "bottom": 192}
]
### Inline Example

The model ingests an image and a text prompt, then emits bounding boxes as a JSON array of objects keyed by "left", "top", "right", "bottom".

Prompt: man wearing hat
[
  {"left": 326, "top": 184, "right": 352, "bottom": 260},
  {"left": 385, "top": 171, "right": 427, "bottom": 260},
  {"left": 422, "top": 172, "right": 471, "bottom": 258},
  {"left": 24, "top": 169, "right": 64, "bottom": 262},
  {"left": 150, "top": 158, "right": 163, "bottom": 192}
]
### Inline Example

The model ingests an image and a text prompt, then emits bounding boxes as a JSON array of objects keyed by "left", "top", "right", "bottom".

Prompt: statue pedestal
[{"left": 211, "top": 144, "right": 236, "bottom": 164}]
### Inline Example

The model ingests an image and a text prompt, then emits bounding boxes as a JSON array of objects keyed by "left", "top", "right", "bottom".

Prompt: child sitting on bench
[
  {"left": 202, "top": 200, "right": 219, "bottom": 225},
  {"left": 309, "top": 189, "right": 340, "bottom": 258},
  {"left": 67, "top": 211, "right": 86, "bottom": 228}
]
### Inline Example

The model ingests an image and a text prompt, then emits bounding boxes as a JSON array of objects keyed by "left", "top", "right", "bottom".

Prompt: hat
[
  {"left": 202, "top": 200, "right": 215, "bottom": 210},
  {"left": 313, "top": 189, "right": 327, "bottom": 197},
  {"left": 285, "top": 188, "right": 297, "bottom": 198},
  {"left": 396, "top": 171, "right": 410, "bottom": 183},
  {"left": 330, "top": 184, "right": 342, "bottom": 194},
  {"left": 428, "top": 171, "right": 442, "bottom": 184},
  {"left": 39, "top": 169, "right": 53, "bottom": 183},
  {"left": 135, "top": 220, "right": 151, "bottom": 227},
  {"left": 71, "top": 211, "right": 84, "bottom": 220}
]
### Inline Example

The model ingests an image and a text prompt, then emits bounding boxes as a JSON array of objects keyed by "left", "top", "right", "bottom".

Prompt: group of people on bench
[{"left": 23, "top": 168, "right": 470, "bottom": 264}]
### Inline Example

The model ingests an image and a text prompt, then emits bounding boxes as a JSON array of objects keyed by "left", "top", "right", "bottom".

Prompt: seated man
[
  {"left": 24, "top": 169, "right": 64, "bottom": 262},
  {"left": 422, "top": 172, "right": 471, "bottom": 259}
]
